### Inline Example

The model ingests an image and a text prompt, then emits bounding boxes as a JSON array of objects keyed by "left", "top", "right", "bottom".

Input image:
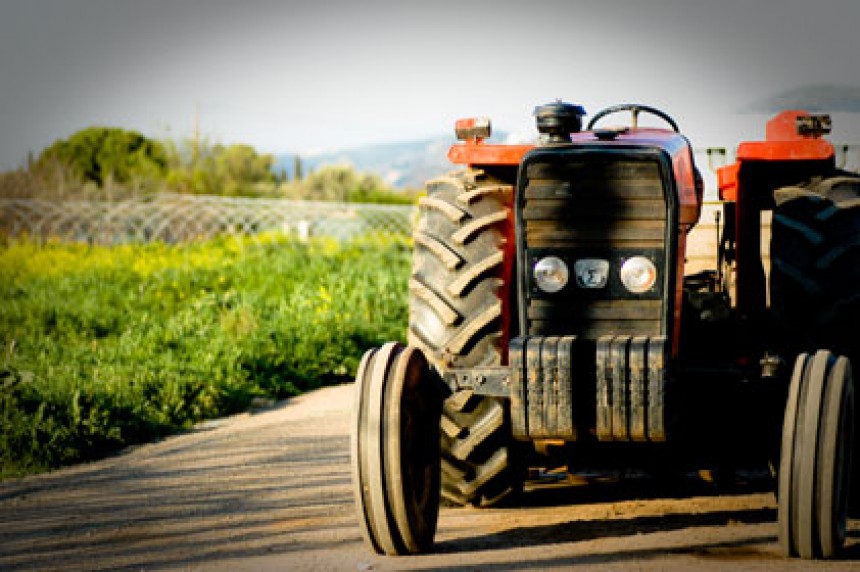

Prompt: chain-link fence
[{"left": 0, "top": 194, "right": 415, "bottom": 244}]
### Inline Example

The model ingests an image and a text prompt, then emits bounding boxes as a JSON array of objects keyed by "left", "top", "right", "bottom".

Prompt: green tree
[
  {"left": 215, "top": 144, "right": 276, "bottom": 195},
  {"left": 283, "top": 163, "right": 414, "bottom": 204},
  {"left": 164, "top": 140, "right": 277, "bottom": 196},
  {"left": 291, "top": 164, "right": 379, "bottom": 201},
  {"left": 38, "top": 127, "right": 168, "bottom": 189}
]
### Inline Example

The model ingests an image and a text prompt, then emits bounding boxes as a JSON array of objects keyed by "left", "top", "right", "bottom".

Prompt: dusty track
[{"left": 1, "top": 383, "right": 857, "bottom": 571}]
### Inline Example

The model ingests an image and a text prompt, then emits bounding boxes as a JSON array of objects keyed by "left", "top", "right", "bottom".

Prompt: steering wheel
[{"left": 587, "top": 104, "right": 680, "bottom": 133}]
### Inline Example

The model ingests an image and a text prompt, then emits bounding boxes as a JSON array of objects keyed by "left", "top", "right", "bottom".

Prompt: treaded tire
[
  {"left": 408, "top": 169, "right": 522, "bottom": 506},
  {"left": 409, "top": 169, "right": 511, "bottom": 369},
  {"left": 771, "top": 174, "right": 860, "bottom": 365},
  {"left": 771, "top": 173, "right": 860, "bottom": 517},
  {"left": 778, "top": 351, "right": 855, "bottom": 559},
  {"left": 351, "top": 344, "right": 442, "bottom": 555}
]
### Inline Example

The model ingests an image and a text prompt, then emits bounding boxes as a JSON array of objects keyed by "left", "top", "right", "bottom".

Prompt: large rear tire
[
  {"left": 439, "top": 389, "right": 523, "bottom": 506},
  {"left": 770, "top": 174, "right": 860, "bottom": 364},
  {"left": 408, "top": 169, "right": 523, "bottom": 506},
  {"left": 771, "top": 173, "right": 860, "bottom": 517}
]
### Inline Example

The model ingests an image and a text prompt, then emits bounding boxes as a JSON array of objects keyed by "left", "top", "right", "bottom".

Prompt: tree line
[{"left": 0, "top": 127, "right": 418, "bottom": 204}]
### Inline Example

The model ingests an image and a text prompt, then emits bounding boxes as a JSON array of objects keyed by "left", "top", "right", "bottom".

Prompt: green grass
[{"left": 0, "top": 233, "right": 410, "bottom": 478}]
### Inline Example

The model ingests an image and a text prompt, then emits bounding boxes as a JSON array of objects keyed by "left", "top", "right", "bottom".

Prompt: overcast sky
[{"left": 1, "top": 0, "right": 860, "bottom": 170}]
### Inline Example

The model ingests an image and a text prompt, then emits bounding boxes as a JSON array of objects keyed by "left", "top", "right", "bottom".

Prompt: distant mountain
[
  {"left": 274, "top": 133, "right": 512, "bottom": 189},
  {"left": 744, "top": 84, "right": 860, "bottom": 113}
]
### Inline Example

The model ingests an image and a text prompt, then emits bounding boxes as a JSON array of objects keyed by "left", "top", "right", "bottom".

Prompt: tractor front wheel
[
  {"left": 778, "top": 350, "right": 855, "bottom": 559},
  {"left": 351, "top": 343, "right": 443, "bottom": 555}
]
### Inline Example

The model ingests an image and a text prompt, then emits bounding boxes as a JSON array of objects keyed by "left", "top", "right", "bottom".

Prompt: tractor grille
[{"left": 520, "top": 153, "right": 669, "bottom": 339}]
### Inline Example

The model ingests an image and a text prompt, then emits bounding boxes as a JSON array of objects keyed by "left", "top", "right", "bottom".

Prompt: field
[{"left": 0, "top": 233, "right": 410, "bottom": 478}]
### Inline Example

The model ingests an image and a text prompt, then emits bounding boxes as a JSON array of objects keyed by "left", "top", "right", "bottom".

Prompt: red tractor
[{"left": 351, "top": 102, "right": 859, "bottom": 558}]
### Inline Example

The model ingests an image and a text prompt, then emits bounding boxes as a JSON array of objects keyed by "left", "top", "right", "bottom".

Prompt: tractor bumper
[{"left": 442, "top": 335, "right": 671, "bottom": 444}]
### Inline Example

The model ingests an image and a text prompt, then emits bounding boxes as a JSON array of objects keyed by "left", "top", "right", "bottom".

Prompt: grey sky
[{"left": 2, "top": 0, "right": 860, "bottom": 170}]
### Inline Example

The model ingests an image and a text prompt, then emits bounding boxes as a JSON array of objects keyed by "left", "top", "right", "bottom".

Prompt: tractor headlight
[
  {"left": 620, "top": 256, "right": 658, "bottom": 293},
  {"left": 534, "top": 256, "right": 569, "bottom": 293}
]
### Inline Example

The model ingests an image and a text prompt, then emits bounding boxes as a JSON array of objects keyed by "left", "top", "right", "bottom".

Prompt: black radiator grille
[{"left": 521, "top": 155, "right": 669, "bottom": 339}]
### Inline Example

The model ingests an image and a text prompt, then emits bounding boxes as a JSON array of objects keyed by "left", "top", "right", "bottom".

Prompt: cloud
[{"left": 743, "top": 84, "right": 860, "bottom": 113}]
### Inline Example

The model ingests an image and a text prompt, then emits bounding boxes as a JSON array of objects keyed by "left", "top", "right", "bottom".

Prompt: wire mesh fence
[{"left": 0, "top": 194, "right": 416, "bottom": 244}]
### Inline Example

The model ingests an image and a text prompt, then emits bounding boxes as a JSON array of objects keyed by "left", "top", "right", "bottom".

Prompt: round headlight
[
  {"left": 534, "top": 256, "right": 569, "bottom": 293},
  {"left": 620, "top": 256, "right": 658, "bottom": 293}
]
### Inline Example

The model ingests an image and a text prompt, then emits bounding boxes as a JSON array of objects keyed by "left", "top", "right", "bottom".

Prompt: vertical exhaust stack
[{"left": 534, "top": 101, "right": 586, "bottom": 145}]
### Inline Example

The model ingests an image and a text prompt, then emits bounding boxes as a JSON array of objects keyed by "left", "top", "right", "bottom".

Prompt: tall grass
[{"left": 0, "top": 233, "right": 410, "bottom": 478}]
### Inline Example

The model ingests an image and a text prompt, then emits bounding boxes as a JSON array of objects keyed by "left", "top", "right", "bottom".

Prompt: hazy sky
[{"left": 2, "top": 0, "right": 860, "bottom": 170}]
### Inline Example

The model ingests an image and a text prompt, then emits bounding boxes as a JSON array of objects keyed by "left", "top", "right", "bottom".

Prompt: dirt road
[{"left": 1, "top": 383, "right": 857, "bottom": 571}]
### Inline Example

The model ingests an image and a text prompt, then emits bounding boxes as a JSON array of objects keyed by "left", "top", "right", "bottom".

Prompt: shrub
[{"left": 0, "top": 233, "right": 410, "bottom": 478}]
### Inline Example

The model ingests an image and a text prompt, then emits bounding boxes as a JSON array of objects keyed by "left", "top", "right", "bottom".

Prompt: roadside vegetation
[
  {"left": 0, "top": 233, "right": 410, "bottom": 479},
  {"left": 0, "top": 126, "right": 421, "bottom": 203}
]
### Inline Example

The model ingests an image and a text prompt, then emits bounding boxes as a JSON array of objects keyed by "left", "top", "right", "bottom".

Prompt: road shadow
[
  {"left": 0, "top": 415, "right": 362, "bottom": 572},
  {"left": 434, "top": 507, "right": 777, "bottom": 552},
  {"left": 431, "top": 474, "right": 859, "bottom": 567},
  {"left": 412, "top": 536, "right": 782, "bottom": 571},
  {"left": 3, "top": 381, "right": 857, "bottom": 571},
  {"left": 515, "top": 469, "right": 776, "bottom": 508}
]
